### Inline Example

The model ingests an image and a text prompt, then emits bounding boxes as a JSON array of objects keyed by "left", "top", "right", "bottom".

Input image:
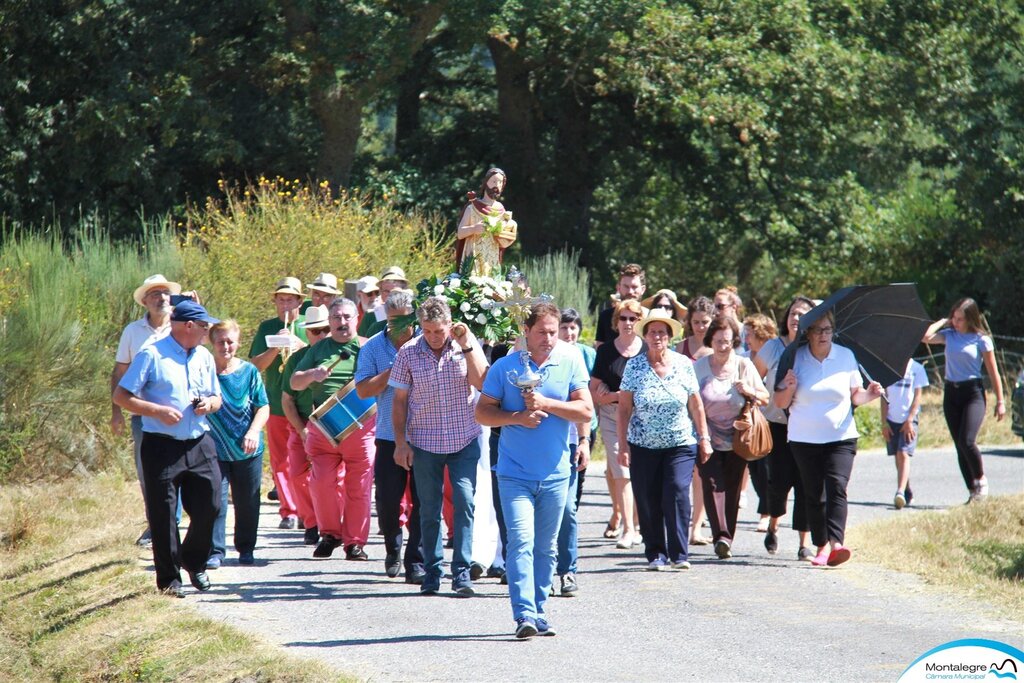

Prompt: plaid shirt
[{"left": 388, "top": 335, "right": 482, "bottom": 453}]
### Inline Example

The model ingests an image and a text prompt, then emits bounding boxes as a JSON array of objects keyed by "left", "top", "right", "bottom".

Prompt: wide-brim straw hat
[
  {"left": 637, "top": 309, "right": 684, "bottom": 339},
  {"left": 300, "top": 305, "right": 330, "bottom": 328},
  {"left": 380, "top": 266, "right": 407, "bottom": 282},
  {"left": 641, "top": 289, "right": 688, "bottom": 320},
  {"left": 134, "top": 274, "right": 182, "bottom": 306},
  {"left": 272, "top": 276, "right": 304, "bottom": 297},
  {"left": 307, "top": 272, "right": 340, "bottom": 295},
  {"left": 356, "top": 275, "right": 380, "bottom": 294}
]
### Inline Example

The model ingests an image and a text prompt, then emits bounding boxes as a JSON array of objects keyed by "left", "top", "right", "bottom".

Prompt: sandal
[
  {"left": 603, "top": 523, "right": 621, "bottom": 539},
  {"left": 690, "top": 535, "right": 713, "bottom": 546}
]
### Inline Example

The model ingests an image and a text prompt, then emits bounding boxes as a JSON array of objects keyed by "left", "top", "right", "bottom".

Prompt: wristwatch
[{"left": 699, "top": 435, "right": 711, "bottom": 443}]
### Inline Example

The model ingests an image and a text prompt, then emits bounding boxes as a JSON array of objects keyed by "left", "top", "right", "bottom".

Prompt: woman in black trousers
[{"left": 923, "top": 298, "right": 1006, "bottom": 502}]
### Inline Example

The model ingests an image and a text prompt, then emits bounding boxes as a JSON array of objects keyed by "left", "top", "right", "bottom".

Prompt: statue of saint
[{"left": 455, "top": 168, "right": 518, "bottom": 276}]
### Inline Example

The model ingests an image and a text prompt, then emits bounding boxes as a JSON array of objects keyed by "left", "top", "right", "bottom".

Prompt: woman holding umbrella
[
  {"left": 923, "top": 297, "right": 1006, "bottom": 502},
  {"left": 752, "top": 296, "right": 817, "bottom": 560},
  {"left": 775, "top": 312, "right": 883, "bottom": 567}
]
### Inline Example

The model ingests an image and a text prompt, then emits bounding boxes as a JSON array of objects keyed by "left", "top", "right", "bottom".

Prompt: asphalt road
[{"left": 188, "top": 443, "right": 1024, "bottom": 682}]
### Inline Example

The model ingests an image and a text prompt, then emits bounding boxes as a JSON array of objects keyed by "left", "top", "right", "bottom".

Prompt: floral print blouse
[{"left": 620, "top": 350, "right": 699, "bottom": 449}]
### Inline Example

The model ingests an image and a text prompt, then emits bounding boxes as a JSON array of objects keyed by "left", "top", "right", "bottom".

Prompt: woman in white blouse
[{"left": 775, "top": 313, "right": 883, "bottom": 567}]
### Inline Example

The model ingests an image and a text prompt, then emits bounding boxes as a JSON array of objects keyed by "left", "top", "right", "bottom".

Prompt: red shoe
[
  {"left": 827, "top": 546, "right": 852, "bottom": 567},
  {"left": 810, "top": 549, "right": 830, "bottom": 566}
]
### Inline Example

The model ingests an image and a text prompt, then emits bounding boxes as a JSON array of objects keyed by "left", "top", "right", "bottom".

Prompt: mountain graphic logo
[{"left": 990, "top": 658, "right": 1019, "bottom": 680}]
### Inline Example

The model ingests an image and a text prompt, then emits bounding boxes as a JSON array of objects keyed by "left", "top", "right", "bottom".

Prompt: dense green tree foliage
[{"left": 1, "top": 0, "right": 1021, "bottom": 332}]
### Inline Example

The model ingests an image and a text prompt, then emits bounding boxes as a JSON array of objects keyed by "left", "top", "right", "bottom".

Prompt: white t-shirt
[
  {"left": 787, "top": 343, "right": 861, "bottom": 444},
  {"left": 115, "top": 316, "right": 171, "bottom": 364},
  {"left": 885, "top": 360, "right": 929, "bottom": 423}
]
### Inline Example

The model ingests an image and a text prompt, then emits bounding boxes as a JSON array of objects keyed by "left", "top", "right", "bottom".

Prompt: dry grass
[
  {"left": 856, "top": 389, "right": 1019, "bottom": 451},
  {"left": 0, "top": 473, "right": 347, "bottom": 682},
  {"left": 846, "top": 493, "right": 1024, "bottom": 622}
]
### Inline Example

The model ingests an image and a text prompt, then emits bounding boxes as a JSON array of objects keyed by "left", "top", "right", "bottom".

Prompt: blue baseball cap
[{"left": 171, "top": 300, "right": 220, "bottom": 325}]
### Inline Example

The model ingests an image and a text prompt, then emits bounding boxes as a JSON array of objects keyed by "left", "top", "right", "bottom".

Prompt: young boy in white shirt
[{"left": 882, "top": 359, "right": 929, "bottom": 509}]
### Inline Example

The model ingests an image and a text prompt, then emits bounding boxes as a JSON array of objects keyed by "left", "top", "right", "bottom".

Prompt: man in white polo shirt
[{"left": 111, "top": 274, "right": 197, "bottom": 546}]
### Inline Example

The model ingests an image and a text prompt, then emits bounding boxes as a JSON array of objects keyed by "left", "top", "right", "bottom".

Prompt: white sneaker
[
  {"left": 670, "top": 560, "right": 691, "bottom": 570},
  {"left": 977, "top": 477, "right": 989, "bottom": 496},
  {"left": 738, "top": 492, "right": 748, "bottom": 509},
  {"left": 647, "top": 557, "right": 667, "bottom": 571},
  {"left": 894, "top": 491, "right": 906, "bottom": 509}
]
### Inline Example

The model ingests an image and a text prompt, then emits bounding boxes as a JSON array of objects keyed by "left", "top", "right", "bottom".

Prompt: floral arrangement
[
  {"left": 482, "top": 209, "right": 515, "bottom": 236},
  {"left": 414, "top": 261, "right": 520, "bottom": 344}
]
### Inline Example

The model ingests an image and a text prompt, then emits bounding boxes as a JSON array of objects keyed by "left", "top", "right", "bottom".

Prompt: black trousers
[
  {"left": 765, "top": 421, "right": 810, "bottom": 531},
  {"left": 140, "top": 432, "right": 221, "bottom": 589},
  {"left": 790, "top": 439, "right": 857, "bottom": 547},
  {"left": 373, "top": 439, "right": 424, "bottom": 571},
  {"left": 943, "top": 380, "right": 987, "bottom": 491}
]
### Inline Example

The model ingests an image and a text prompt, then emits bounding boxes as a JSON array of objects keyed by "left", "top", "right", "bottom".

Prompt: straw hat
[
  {"left": 272, "top": 277, "right": 304, "bottom": 297},
  {"left": 637, "top": 308, "right": 684, "bottom": 339},
  {"left": 380, "top": 266, "right": 407, "bottom": 282},
  {"left": 307, "top": 272, "right": 340, "bottom": 295},
  {"left": 134, "top": 274, "right": 182, "bottom": 306},
  {"left": 300, "top": 305, "right": 330, "bottom": 329},
  {"left": 641, "top": 289, "right": 688, "bottom": 320},
  {"left": 356, "top": 275, "right": 380, "bottom": 294}
]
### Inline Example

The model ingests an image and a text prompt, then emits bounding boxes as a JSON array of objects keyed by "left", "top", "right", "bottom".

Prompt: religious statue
[{"left": 455, "top": 168, "right": 518, "bottom": 276}]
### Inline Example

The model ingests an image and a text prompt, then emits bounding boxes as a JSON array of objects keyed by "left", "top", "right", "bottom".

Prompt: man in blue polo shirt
[
  {"left": 354, "top": 289, "right": 426, "bottom": 584},
  {"left": 477, "top": 302, "right": 592, "bottom": 639},
  {"left": 114, "top": 300, "right": 223, "bottom": 598}
]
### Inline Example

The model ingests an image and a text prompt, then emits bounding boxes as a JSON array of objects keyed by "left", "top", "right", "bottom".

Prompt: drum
[{"left": 309, "top": 380, "right": 377, "bottom": 446}]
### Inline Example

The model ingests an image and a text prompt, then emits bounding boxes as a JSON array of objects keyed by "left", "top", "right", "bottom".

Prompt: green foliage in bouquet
[{"left": 414, "top": 260, "right": 518, "bottom": 345}]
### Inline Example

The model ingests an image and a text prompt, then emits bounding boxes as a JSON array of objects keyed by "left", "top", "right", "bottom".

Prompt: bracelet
[
  {"left": 460, "top": 345, "right": 473, "bottom": 352},
  {"left": 699, "top": 435, "right": 711, "bottom": 442}
]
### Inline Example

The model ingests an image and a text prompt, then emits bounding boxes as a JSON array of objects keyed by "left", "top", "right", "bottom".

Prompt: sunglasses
[
  {"left": 655, "top": 304, "right": 675, "bottom": 311},
  {"left": 618, "top": 315, "right": 639, "bottom": 322},
  {"left": 714, "top": 302, "right": 732, "bottom": 310},
  {"left": 308, "top": 327, "right": 329, "bottom": 336}
]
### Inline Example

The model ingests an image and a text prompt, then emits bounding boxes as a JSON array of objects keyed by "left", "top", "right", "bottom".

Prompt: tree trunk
[{"left": 487, "top": 33, "right": 544, "bottom": 254}]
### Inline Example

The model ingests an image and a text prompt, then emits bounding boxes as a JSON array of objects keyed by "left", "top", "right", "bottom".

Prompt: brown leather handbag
[{"left": 732, "top": 398, "right": 773, "bottom": 461}]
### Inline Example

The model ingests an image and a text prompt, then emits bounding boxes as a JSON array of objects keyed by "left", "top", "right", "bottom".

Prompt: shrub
[
  {"left": 518, "top": 249, "right": 593, "bottom": 338},
  {"left": 0, "top": 226, "right": 181, "bottom": 482},
  {"left": 180, "top": 177, "right": 452, "bottom": 337}
]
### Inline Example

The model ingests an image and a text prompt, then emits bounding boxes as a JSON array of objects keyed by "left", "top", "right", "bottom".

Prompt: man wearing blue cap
[{"left": 114, "top": 300, "right": 224, "bottom": 597}]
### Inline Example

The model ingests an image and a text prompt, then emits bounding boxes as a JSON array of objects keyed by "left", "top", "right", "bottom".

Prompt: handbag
[{"left": 732, "top": 397, "right": 773, "bottom": 461}]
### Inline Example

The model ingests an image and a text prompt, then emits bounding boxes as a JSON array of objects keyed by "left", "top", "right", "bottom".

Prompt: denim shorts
[{"left": 885, "top": 419, "right": 918, "bottom": 456}]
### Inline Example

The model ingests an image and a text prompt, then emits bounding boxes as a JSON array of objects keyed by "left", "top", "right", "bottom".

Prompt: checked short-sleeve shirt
[{"left": 388, "top": 335, "right": 482, "bottom": 454}]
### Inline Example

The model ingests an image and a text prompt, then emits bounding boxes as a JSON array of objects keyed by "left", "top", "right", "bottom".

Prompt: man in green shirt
[
  {"left": 281, "top": 304, "right": 331, "bottom": 545},
  {"left": 249, "top": 277, "right": 308, "bottom": 530},
  {"left": 290, "top": 299, "right": 376, "bottom": 560}
]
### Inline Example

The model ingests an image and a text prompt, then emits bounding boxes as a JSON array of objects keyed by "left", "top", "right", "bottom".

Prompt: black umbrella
[{"left": 776, "top": 283, "right": 932, "bottom": 388}]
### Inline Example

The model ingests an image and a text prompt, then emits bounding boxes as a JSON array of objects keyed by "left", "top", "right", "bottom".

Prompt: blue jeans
[
  {"left": 556, "top": 450, "right": 579, "bottom": 576},
  {"left": 211, "top": 455, "right": 263, "bottom": 559},
  {"left": 132, "top": 416, "right": 182, "bottom": 525},
  {"left": 411, "top": 440, "right": 479, "bottom": 579},
  {"left": 498, "top": 474, "right": 568, "bottom": 621}
]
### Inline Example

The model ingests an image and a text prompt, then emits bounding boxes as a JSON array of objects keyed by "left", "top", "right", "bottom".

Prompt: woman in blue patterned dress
[
  {"left": 207, "top": 320, "right": 270, "bottom": 567},
  {"left": 617, "top": 310, "right": 713, "bottom": 571}
]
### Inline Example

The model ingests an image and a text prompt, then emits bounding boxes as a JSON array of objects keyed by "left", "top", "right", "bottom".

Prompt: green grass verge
[
  {"left": 0, "top": 473, "right": 349, "bottom": 682},
  {"left": 846, "top": 493, "right": 1024, "bottom": 622}
]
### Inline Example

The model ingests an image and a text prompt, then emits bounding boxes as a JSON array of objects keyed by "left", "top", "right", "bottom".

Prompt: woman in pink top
[{"left": 693, "top": 316, "right": 768, "bottom": 559}]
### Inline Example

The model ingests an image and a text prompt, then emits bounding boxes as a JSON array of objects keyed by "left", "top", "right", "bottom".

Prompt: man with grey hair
[
  {"left": 291, "top": 298, "right": 376, "bottom": 560},
  {"left": 355, "top": 289, "right": 425, "bottom": 583},
  {"left": 389, "top": 296, "right": 488, "bottom": 595}
]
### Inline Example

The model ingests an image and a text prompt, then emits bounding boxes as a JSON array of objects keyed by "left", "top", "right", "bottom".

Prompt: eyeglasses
[
  {"left": 194, "top": 321, "right": 210, "bottom": 330},
  {"left": 330, "top": 313, "right": 356, "bottom": 320},
  {"left": 714, "top": 302, "right": 732, "bottom": 310},
  {"left": 618, "top": 316, "right": 639, "bottom": 322},
  {"left": 808, "top": 326, "right": 834, "bottom": 337}
]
